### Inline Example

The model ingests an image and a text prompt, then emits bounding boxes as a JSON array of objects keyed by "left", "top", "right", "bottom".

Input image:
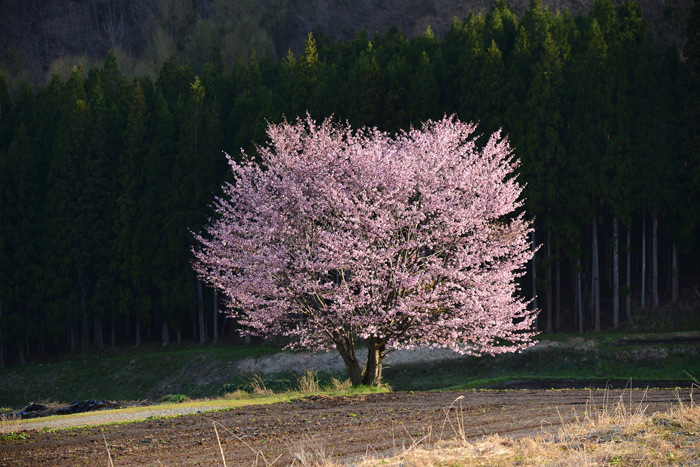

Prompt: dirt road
[{"left": 0, "top": 388, "right": 690, "bottom": 466}]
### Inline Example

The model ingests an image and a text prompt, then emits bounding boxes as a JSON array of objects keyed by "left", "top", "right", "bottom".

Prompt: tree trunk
[
  {"left": 162, "top": 320, "right": 170, "bottom": 346},
  {"left": 0, "top": 298, "right": 4, "bottom": 368},
  {"left": 213, "top": 290, "right": 219, "bottom": 344},
  {"left": 626, "top": 227, "right": 631, "bottom": 321},
  {"left": 111, "top": 322, "right": 116, "bottom": 349},
  {"left": 19, "top": 341, "right": 26, "bottom": 365},
  {"left": 177, "top": 329, "right": 182, "bottom": 345},
  {"left": 135, "top": 320, "right": 141, "bottom": 348},
  {"left": 613, "top": 216, "right": 619, "bottom": 330},
  {"left": 576, "top": 257, "right": 583, "bottom": 334},
  {"left": 69, "top": 322, "right": 77, "bottom": 351},
  {"left": 197, "top": 280, "right": 206, "bottom": 345},
  {"left": 531, "top": 229, "right": 538, "bottom": 329},
  {"left": 652, "top": 212, "right": 659, "bottom": 307},
  {"left": 555, "top": 247, "right": 560, "bottom": 330},
  {"left": 80, "top": 272, "right": 88, "bottom": 353},
  {"left": 641, "top": 210, "right": 646, "bottom": 308},
  {"left": 94, "top": 317, "right": 104, "bottom": 351},
  {"left": 592, "top": 217, "right": 600, "bottom": 332},
  {"left": 546, "top": 231, "right": 552, "bottom": 333},
  {"left": 672, "top": 243, "right": 678, "bottom": 303},
  {"left": 362, "top": 338, "right": 385, "bottom": 386},
  {"left": 334, "top": 336, "right": 362, "bottom": 385}
]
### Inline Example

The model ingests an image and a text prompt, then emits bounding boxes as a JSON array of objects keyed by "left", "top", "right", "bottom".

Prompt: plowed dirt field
[{"left": 0, "top": 388, "right": 690, "bottom": 466}]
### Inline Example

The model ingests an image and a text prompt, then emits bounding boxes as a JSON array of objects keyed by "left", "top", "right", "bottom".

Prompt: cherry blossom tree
[{"left": 193, "top": 116, "right": 537, "bottom": 386}]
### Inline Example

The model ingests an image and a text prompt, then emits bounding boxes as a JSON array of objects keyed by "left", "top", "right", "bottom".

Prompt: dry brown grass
[
  {"left": 246, "top": 374, "right": 274, "bottom": 396},
  {"left": 327, "top": 377, "right": 352, "bottom": 393},
  {"left": 298, "top": 370, "right": 321, "bottom": 394},
  {"left": 348, "top": 388, "right": 700, "bottom": 467},
  {"left": 205, "top": 386, "right": 698, "bottom": 466}
]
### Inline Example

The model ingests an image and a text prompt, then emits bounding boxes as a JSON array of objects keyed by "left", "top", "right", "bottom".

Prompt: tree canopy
[{"left": 193, "top": 116, "right": 537, "bottom": 385}]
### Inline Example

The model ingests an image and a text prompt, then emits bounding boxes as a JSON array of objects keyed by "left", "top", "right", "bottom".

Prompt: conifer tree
[
  {"left": 114, "top": 81, "right": 149, "bottom": 347},
  {"left": 46, "top": 66, "right": 89, "bottom": 350}
]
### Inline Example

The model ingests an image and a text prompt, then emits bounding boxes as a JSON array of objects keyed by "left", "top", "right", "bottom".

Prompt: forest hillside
[{"left": 0, "top": 0, "right": 692, "bottom": 87}]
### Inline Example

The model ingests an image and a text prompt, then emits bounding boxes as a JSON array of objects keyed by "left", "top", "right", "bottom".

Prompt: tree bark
[
  {"left": 576, "top": 257, "right": 583, "bottom": 334},
  {"left": 334, "top": 336, "right": 363, "bottom": 386},
  {"left": 197, "top": 280, "right": 206, "bottom": 344},
  {"left": 555, "top": 247, "right": 560, "bottom": 330},
  {"left": 213, "top": 290, "right": 219, "bottom": 344},
  {"left": 135, "top": 320, "right": 141, "bottom": 348},
  {"left": 545, "top": 232, "right": 552, "bottom": 332},
  {"left": 111, "top": 323, "right": 116, "bottom": 349},
  {"left": 652, "top": 212, "right": 659, "bottom": 307},
  {"left": 641, "top": 210, "right": 646, "bottom": 308},
  {"left": 613, "top": 216, "right": 619, "bottom": 330},
  {"left": 592, "top": 217, "right": 600, "bottom": 332},
  {"left": 19, "top": 341, "right": 25, "bottom": 365},
  {"left": 0, "top": 298, "right": 4, "bottom": 368},
  {"left": 177, "top": 329, "right": 182, "bottom": 345},
  {"left": 626, "top": 227, "right": 631, "bottom": 321},
  {"left": 162, "top": 320, "right": 170, "bottom": 346},
  {"left": 80, "top": 271, "right": 88, "bottom": 353},
  {"left": 94, "top": 317, "right": 104, "bottom": 351},
  {"left": 69, "top": 322, "right": 77, "bottom": 351},
  {"left": 362, "top": 338, "right": 385, "bottom": 386},
  {"left": 672, "top": 243, "right": 678, "bottom": 303}
]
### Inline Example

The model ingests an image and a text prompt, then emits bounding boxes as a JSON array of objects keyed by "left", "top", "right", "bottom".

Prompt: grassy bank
[
  {"left": 383, "top": 332, "right": 700, "bottom": 392},
  {"left": 0, "top": 344, "right": 278, "bottom": 409},
  {"left": 1, "top": 332, "right": 699, "bottom": 410}
]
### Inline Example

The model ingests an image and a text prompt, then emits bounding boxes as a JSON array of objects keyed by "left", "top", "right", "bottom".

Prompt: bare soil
[{"left": 0, "top": 388, "right": 691, "bottom": 466}]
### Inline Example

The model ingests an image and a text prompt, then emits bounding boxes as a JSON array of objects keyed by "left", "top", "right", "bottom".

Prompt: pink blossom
[{"left": 193, "top": 115, "right": 538, "bottom": 385}]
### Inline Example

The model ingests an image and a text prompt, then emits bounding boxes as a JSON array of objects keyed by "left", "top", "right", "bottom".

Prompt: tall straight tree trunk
[
  {"left": 19, "top": 341, "right": 26, "bottom": 365},
  {"left": 641, "top": 210, "right": 646, "bottom": 308},
  {"left": 672, "top": 244, "right": 678, "bottom": 303},
  {"left": 592, "top": 217, "right": 600, "bottom": 332},
  {"left": 80, "top": 271, "right": 88, "bottom": 353},
  {"left": 613, "top": 216, "right": 619, "bottom": 330},
  {"left": 546, "top": 231, "right": 552, "bottom": 333},
  {"left": 531, "top": 229, "right": 538, "bottom": 329},
  {"left": 197, "top": 280, "right": 206, "bottom": 345},
  {"left": 576, "top": 257, "right": 583, "bottom": 334},
  {"left": 135, "top": 320, "right": 141, "bottom": 348},
  {"left": 555, "top": 247, "right": 561, "bottom": 330},
  {"left": 69, "top": 322, "right": 77, "bottom": 351},
  {"left": 626, "top": 227, "right": 631, "bottom": 320},
  {"left": 177, "top": 329, "right": 182, "bottom": 345},
  {"left": 94, "top": 317, "right": 104, "bottom": 351},
  {"left": 162, "top": 321, "right": 170, "bottom": 346},
  {"left": 213, "top": 290, "right": 219, "bottom": 344},
  {"left": 0, "top": 298, "right": 4, "bottom": 368},
  {"left": 652, "top": 213, "right": 659, "bottom": 307},
  {"left": 111, "top": 322, "right": 116, "bottom": 349}
]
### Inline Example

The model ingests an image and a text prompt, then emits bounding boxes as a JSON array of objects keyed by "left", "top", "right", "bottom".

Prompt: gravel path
[{"left": 0, "top": 403, "right": 240, "bottom": 433}]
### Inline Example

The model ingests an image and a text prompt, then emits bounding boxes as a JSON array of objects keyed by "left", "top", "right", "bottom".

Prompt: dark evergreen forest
[{"left": 1, "top": 0, "right": 699, "bottom": 366}]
